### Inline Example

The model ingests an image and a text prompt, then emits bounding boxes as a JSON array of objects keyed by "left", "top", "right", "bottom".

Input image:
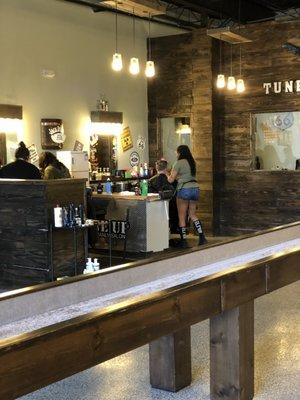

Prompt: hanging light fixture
[
  {"left": 237, "top": 45, "right": 245, "bottom": 93},
  {"left": 111, "top": 1, "right": 123, "bottom": 72},
  {"left": 217, "top": 36, "right": 225, "bottom": 88},
  {"left": 227, "top": 44, "right": 236, "bottom": 90},
  {"left": 129, "top": 8, "right": 140, "bottom": 75},
  {"left": 145, "top": 13, "right": 155, "bottom": 78},
  {"left": 236, "top": 1, "right": 245, "bottom": 93}
]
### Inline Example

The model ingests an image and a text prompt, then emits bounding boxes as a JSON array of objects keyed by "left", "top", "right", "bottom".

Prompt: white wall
[{"left": 0, "top": 0, "right": 182, "bottom": 169}]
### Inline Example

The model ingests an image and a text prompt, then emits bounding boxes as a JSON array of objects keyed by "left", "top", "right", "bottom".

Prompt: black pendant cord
[
  {"left": 238, "top": 0, "right": 242, "bottom": 79},
  {"left": 230, "top": 44, "right": 233, "bottom": 76},
  {"left": 219, "top": 36, "right": 222, "bottom": 74},
  {"left": 132, "top": 8, "right": 136, "bottom": 55},
  {"left": 148, "top": 12, "right": 152, "bottom": 60},
  {"left": 115, "top": 0, "right": 118, "bottom": 53}
]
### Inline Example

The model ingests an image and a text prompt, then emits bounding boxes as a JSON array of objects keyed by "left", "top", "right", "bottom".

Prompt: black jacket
[
  {"left": 0, "top": 159, "right": 41, "bottom": 179},
  {"left": 148, "top": 173, "right": 174, "bottom": 193}
]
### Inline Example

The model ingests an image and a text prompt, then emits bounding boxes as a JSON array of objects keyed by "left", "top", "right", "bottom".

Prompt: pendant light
[
  {"left": 216, "top": 37, "right": 225, "bottom": 88},
  {"left": 111, "top": 1, "right": 123, "bottom": 72},
  {"left": 237, "top": 45, "right": 245, "bottom": 93},
  {"left": 145, "top": 13, "right": 155, "bottom": 78},
  {"left": 236, "top": 0, "right": 245, "bottom": 93},
  {"left": 227, "top": 44, "right": 236, "bottom": 90},
  {"left": 129, "top": 9, "right": 140, "bottom": 75}
]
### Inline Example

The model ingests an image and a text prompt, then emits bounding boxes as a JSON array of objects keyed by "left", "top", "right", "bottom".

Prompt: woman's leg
[
  {"left": 176, "top": 197, "right": 189, "bottom": 247},
  {"left": 188, "top": 201, "right": 207, "bottom": 245}
]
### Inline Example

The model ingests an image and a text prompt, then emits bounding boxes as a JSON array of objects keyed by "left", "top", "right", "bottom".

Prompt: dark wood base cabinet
[{"left": 0, "top": 179, "right": 87, "bottom": 286}]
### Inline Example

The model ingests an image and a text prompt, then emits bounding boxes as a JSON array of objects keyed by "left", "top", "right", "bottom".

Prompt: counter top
[
  {"left": 92, "top": 192, "right": 161, "bottom": 202},
  {"left": 0, "top": 178, "right": 87, "bottom": 185}
]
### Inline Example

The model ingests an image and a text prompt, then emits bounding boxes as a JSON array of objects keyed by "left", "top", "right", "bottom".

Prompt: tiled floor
[{"left": 21, "top": 280, "right": 300, "bottom": 400}]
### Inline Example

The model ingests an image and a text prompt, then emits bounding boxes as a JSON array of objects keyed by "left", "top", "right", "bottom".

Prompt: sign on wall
[
  {"left": 129, "top": 151, "right": 140, "bottom": 167},
  {"left": 263, "top": 80, "right": 300, "bottom": 95},
  {"left": 73, "top": 140, "right": 84, "bottom": 152},
  {"left": 120, "top": 126, "right": 133, "bottom": 152},
  {"left": 41, "top": 119, "right": 66, "bottom": 149},
  {"left": 28, "top": 144, "right": 39, "bottom": 164}
]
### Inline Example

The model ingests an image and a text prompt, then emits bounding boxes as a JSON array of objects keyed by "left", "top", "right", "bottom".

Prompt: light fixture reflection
[
  {"left": 237, "top": 78, "right": 245, "bottom": 93},
  {"left": 91, "top": 122, "right": 123, "bottom": 136},
  {"left": 129, "top": 57, "right": 140, "bottom": 75},
  {"left": 145, "top": 61, "right": 155, "bottom": 78},
  {"left": 217, "top": 74, "right": 226, "bottom": 88},
  {"left": 227, "top": 76, "right": 236, "bottom": 90}
]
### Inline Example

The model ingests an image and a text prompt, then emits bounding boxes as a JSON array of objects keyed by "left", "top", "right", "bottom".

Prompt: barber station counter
[
  {"left": 0, "top": 179, "right": 87, "bottom": 285},
  {"left": 92, "top": 193, "right": 169, "bottom": 253}
]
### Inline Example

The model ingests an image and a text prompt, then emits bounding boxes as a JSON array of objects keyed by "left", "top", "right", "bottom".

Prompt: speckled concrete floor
[{"left": 21, "top": 281, "right": 300, "bottom": 400}]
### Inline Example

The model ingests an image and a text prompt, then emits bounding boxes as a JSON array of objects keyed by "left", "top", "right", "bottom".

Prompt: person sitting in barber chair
[{"left": 148, "top": 159, "right": 178, "bottom": 234}]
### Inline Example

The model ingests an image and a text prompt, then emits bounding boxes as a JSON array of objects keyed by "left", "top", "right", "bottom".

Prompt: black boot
[
  {"left": 193, "top": 220, "right": 208, "bottom": 245},
  {"left": 179, "top": 227, "right": 188, "bottom": 248}
]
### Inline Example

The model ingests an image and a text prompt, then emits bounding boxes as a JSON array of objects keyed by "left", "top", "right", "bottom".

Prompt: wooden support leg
[
  {"left": 149, "top": 327, "right": 192, "bottom": 392},
  {"left": 210, "top": 301, "right": 254, "bottom": 400}
]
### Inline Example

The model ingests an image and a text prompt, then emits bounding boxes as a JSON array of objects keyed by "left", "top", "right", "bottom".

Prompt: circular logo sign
[{"left": 129, "top": 151, "right": 140, "bottom": 167}]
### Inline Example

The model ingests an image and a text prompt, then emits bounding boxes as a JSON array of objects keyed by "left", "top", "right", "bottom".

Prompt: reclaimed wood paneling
[
  {"left": 148, "top": 30, "right": 214, "bottom": 233},
  {"left": 0, "top": 180, "right": 86, "bottom": 285},
  {"left": 213, "top": 20, "right": 300, "bottom": 234}
]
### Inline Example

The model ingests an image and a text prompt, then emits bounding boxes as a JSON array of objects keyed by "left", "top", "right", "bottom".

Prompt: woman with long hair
[
  {"left": 39, "top": 151, "right": 71, "bottom": 179},
  {"left": 168, "top": 145, "right": 207, "bottom": 247}
]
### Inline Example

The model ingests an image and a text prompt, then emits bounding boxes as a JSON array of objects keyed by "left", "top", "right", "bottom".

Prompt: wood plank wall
[
  {"left": 148, "top": 31, "right": 214, "bottom": 233},
  {"left": 148, "top": 20, "right": 300, "bottom": 235}
]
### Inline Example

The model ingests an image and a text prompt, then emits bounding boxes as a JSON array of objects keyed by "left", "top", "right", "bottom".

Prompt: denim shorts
[{"left": 177, "top": 187, "right": 200, "bottom": 201}]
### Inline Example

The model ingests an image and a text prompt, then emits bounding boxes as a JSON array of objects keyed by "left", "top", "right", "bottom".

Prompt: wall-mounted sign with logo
[
  {"left": 41, "top": 119, "right": 66, "bottom": 149},
  {"left": 263, "top": 80, "right": 300, "bottom": 95},
  {"left": 129, "top": 151, "right": 140, "bottom": 167},
  {"left": 98, "top": 219, "right": 130, "bottom": 240}
]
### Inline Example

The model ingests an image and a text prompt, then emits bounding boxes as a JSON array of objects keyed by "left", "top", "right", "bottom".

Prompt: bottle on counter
[
  {"left": 105, "top": 178, "right": 112, "bottom": 194},
  {"left": 139, "top": 163, "right": 144, "bottom": 178},
  {"left": 144, "top": 162, "right": 149, "bottom": 178},
  {"left": 84, "top": 258, "right": 94, "bottom": 274},
  {"left": 93, "top": 258, "right": 100, "bottom": 271},
  {"left": 141, "top": 179, "right": 148, "bottom": 196},
  {"left": 78, "top": 204, "right": 85, "bottom": 225},
  {"left": 54, "top": 205, "right": 63, "bottom": 228},
  {"left": 135, "top": 184, "right": 141, "bottom": 196},
  {"left": 97, "top": 182, "right": 103, "bottom": 194}
]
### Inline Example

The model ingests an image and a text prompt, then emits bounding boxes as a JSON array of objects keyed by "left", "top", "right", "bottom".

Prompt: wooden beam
[
  {"left": 149, "top": 327, "right": 191, "bottom": 392},
  {"left": 210, "top": 301, "right": 254, "bottom": 400}
]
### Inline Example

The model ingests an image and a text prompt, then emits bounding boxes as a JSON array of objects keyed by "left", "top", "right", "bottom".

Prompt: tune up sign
[{"left": 263, "top": 80, "right": 300, "bottom": 94}]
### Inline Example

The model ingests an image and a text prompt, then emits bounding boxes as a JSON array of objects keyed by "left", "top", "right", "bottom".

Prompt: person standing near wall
[{"left": 168, "top": 145, "right": 207, "bottom": 248}]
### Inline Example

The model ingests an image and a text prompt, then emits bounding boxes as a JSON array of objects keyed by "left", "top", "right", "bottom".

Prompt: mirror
[
  {"left": 160, "top": 116, "right": 191, "bottom": 166},
  {"left": 253, "top": 111, "right": 300, "bottom": 170},
  {"left": 90, "top": 135, "right": 118, "bottom": 173}
]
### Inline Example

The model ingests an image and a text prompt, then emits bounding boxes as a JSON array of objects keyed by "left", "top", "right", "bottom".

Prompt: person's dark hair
[
  {"left": 15, "top": 141, "right": 30, "bottom": 161},
  {"left": 39, "top": 151, "right": 62, "bottom": 171},
  {"left": 156, "top": 159, "right": 168, "bottom": 172},
  {"left": 177, "top": 145, "right": 196, "bottom": 176}
]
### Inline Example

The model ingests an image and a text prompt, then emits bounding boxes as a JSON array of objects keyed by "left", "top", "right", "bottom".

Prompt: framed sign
[
  {"left": 120, "top": 126, "right": 133, "bottom": 152},
  {"left": 41, "top": 119, "right": 66, "bottom": 149},
  {"left": 73, "top": 140, "right": 84, "bottom": 152},
  {"left": 28, "top": 144, "right": 39, "bottom": 164}
]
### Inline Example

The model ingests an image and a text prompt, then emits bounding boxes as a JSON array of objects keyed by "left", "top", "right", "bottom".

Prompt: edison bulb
[
  {"left": 129, "top": 57, "right": 140, "bottom": 75},
  {"left": 112, "top": 53, "right": 123, "bottom": 72},
  {"left": 227, "top": 76, "right": 236, "bottom": 90},
  {"left": 216, "top": 74, "right": 226, "bottom": 88},
  {"left": 145, "top": 61, "right": 155, "bottom": 78},
  {"left": 237, "top": 78, "right": 245, "bottom": 93}
]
